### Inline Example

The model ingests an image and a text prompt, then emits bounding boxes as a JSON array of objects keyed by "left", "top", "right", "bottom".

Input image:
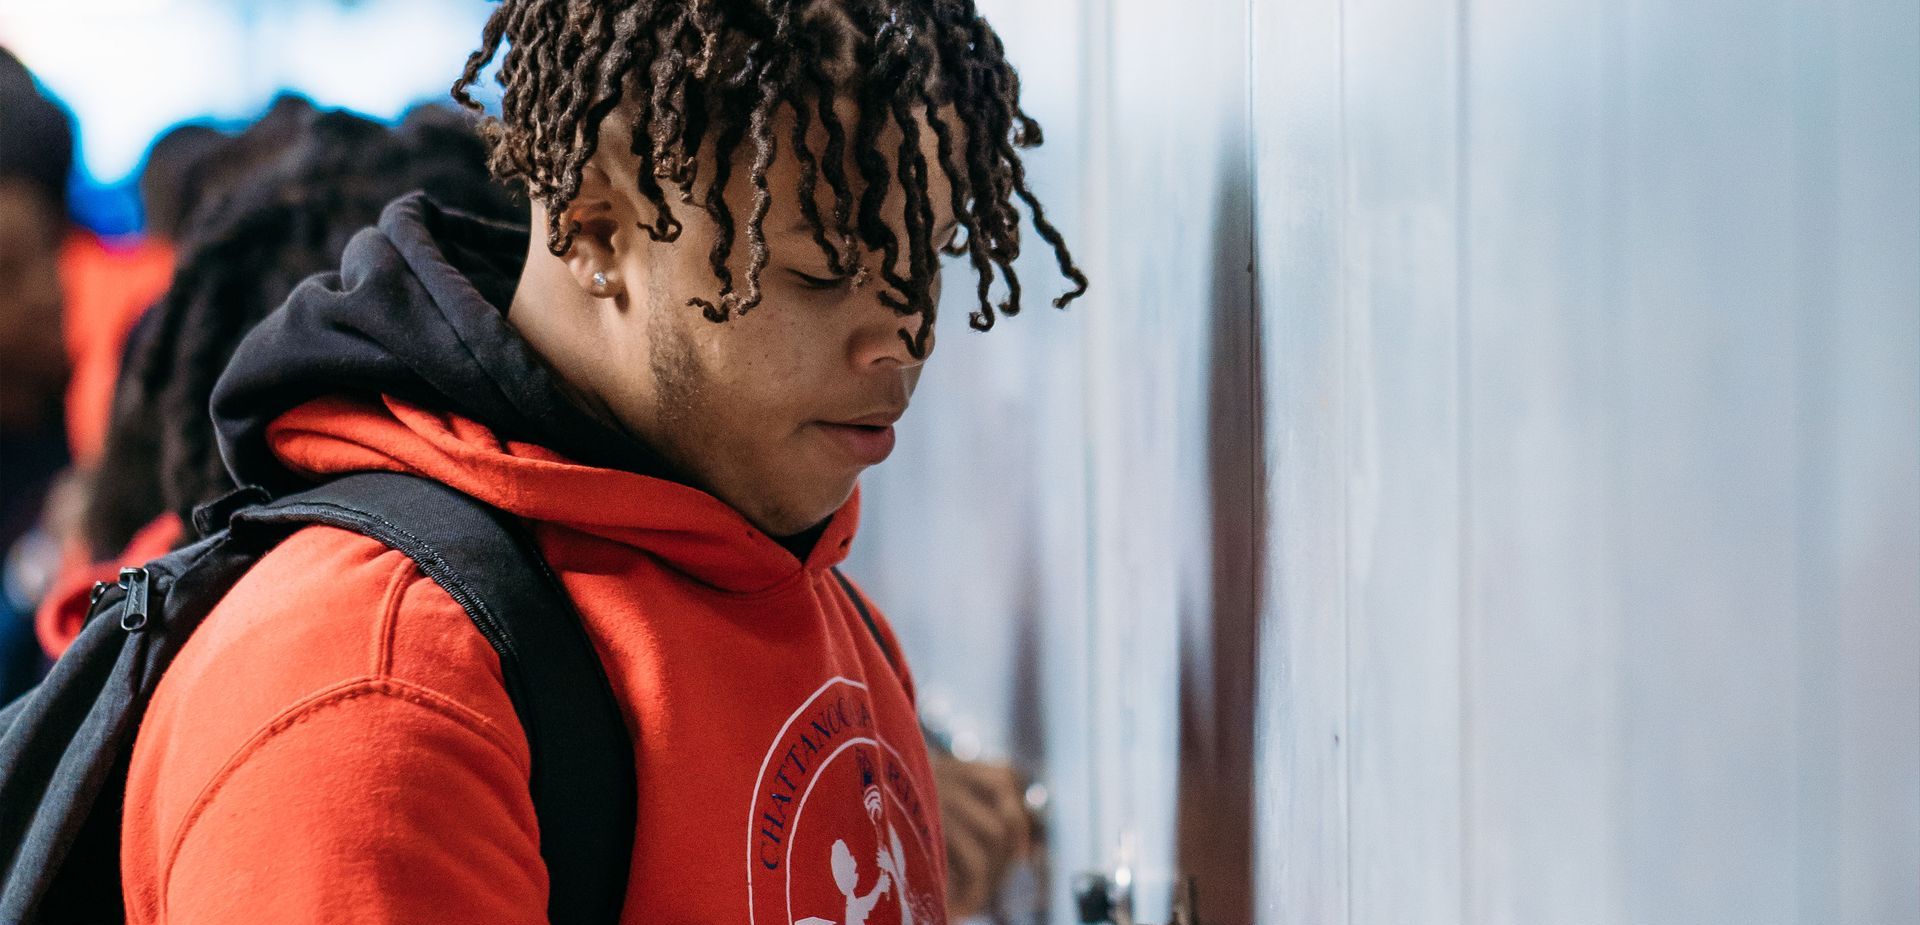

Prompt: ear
[{"left": 557, "top": 163, "right": 626, "bottom": 300}]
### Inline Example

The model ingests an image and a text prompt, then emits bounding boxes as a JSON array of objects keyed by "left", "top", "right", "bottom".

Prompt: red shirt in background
[
  {"left": 58, "top": 230, "right": 174, "bottom": 464},
  {"left": 33, "top": 513, "right": 184, "bottom": 659}
]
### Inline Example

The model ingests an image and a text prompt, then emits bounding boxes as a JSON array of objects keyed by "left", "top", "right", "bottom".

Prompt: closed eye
[{"left": 787, "top": 268, "right": 847, "bottom": 290}]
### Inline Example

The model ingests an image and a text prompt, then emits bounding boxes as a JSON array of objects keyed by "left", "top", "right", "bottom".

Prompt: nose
[{"left": 848, "top": 295, "right": 936, "bottom": 371}]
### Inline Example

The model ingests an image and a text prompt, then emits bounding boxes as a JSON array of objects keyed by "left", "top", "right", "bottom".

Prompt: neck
[{"left": 508, "top": 221, "right": 625, "bottom": 423}]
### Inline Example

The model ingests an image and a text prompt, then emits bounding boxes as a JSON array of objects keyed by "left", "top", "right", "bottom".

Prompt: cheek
[{"left": 677, "top": 316, "right": 812, "bottom": 441}]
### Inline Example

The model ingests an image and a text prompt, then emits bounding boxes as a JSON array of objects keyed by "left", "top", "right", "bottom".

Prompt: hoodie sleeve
[
  {"left": 121, "top": 527, "right": 549, "bottom": 925},
  {"left": 157, "top": 680, "right": 549, "bottom": 925}
]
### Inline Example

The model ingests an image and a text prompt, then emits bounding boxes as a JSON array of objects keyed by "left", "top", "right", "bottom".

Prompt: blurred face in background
[{"left": 0, "top": 178, "right": 66, "bottom": 427}]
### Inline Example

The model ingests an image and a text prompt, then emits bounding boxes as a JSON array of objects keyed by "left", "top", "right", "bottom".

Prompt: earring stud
[{"left": 592, "top": 271, "right": 609, "bottom": 291}]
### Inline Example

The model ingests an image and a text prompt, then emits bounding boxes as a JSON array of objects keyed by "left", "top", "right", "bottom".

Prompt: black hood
[{"left": 213, "top": 192, "right": 667, "bottom": 496}]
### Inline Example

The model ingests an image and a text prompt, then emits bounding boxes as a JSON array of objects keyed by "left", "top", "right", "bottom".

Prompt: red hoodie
[{"left": 120, "top": 196, "right": 946, "bottom": 924}]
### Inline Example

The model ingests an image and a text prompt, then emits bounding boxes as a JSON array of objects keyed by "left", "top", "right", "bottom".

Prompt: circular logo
[{"left": 745, "top": 678, "right": 944, "bottom": 925}]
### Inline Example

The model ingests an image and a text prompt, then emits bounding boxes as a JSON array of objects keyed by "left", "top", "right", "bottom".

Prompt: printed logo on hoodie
[{"left": 749, "top": 677, "right": 944, "bottom": 925}]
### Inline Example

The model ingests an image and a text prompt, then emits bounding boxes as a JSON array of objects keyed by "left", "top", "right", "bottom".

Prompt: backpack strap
[
  {"left": 829, "top": 567, "right": 899, "bottom": 675},
  {"left": 231, "top": 472, "right": 632, "bottom": 925}
]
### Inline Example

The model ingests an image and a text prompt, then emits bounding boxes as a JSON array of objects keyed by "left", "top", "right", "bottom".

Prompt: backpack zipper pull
[{"left": 118, "top": 567, "right": 151, "bottom": 632}]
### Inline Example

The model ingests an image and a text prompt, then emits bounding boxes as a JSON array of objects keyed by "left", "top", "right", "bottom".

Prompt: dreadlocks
[
  {"left": 451, "top": 0, "right": 1086, "bottom": 357},
  {"left": 83, "top": 106, "right": 521, "bottom": 555}
]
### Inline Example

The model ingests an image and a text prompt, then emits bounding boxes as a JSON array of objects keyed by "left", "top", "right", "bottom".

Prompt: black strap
[
  {"left": 231, "top": 473, "right": 632, "bottom": 925},
  {"left": 830, "top": 567, "right": 898, "bottom": 674}
]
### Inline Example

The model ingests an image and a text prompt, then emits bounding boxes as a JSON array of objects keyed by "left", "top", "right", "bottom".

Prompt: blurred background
[
  {"left": 2, "top": 1, "right": 1916, "bottom": 924},
  {"left": 0, "top": 0, "right": 494, "bottom": 228}
]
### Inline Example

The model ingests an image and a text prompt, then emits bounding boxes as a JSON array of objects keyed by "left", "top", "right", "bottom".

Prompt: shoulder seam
[
  {"left": 371, "top": 549, "right": 418, "bottom": 678},
  {"left": 157, "top": 676, "right": 530, "bottom": 910}
]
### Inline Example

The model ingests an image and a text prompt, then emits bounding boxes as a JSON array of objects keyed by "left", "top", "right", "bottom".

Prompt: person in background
[
  {"left": 152, "top": 94, "right": 322, "bottom": 239},
  {"left": 0, "top": 46, "right": 78, "bottom": 703},
  {"left": 37, "top": 103, "right": 521, "bottom": 657},
  {"left": 40, "top": 100, "right": 310, "bottom": 592},
  {"left": 0, "top": 54, "right": 225, "bottom": 696},
  {"left": 56, "top": 143, "right": 181, "bottom": 470},
  {"left": 17, "top": 95, "right": 332, "bottom": 677},
  {"left": 136, "top": 122, "right": 225, "bottom": 246}
]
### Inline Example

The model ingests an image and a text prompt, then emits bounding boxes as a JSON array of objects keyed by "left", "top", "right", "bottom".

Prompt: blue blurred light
[{"left": 1, "top": 0, "right": 501, "bottom": 233}]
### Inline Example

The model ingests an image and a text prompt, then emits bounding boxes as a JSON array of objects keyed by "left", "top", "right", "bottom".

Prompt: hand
[{"left": 931, "top": 751, "right": 1033, "bottom": 919}]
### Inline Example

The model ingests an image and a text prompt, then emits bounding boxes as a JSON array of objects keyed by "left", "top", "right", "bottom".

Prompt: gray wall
[{"left": 848, "top": 1, "right": 1920, "bottom": 923}]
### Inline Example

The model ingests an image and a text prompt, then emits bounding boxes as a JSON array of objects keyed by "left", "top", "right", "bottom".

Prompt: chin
[{"left": 762, "top": 476, "right": 859, "bottom": 537}]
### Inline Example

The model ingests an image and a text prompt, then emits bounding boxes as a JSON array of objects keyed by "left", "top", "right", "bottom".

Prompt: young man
[{"left": 120, "top": 1, "right": 1082, "bottom": 923}]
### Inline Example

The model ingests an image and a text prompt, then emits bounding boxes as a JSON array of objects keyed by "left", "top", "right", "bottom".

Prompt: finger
[
  {"left": 959, "top": 765, "right": 1032, "bottom": 857},
  {"left": 956, "top": 796, "right": 1024, "bottom": 897},
  {"left": 993, "top": 781, "right": 1034, "bottom": 857},
  {"left": 943, "top": 798, "right": 1010, "bottom": 913},
  {"left": 946, "top": 836, "right": 992, "bottom": 917},
  {"left": 946, "top": 783, "right": 1013, "bottom": 855},
  {"left": 957, "top": 762, "right": 1024, "bottom": 803}
]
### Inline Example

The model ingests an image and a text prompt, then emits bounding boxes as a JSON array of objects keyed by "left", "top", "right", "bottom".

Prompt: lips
[
  {"left": 833, "top": 410, "right": 904, "bottom": 428},
  {"left": 815, "top": 420, "right": 899, "bottom": 466}
]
